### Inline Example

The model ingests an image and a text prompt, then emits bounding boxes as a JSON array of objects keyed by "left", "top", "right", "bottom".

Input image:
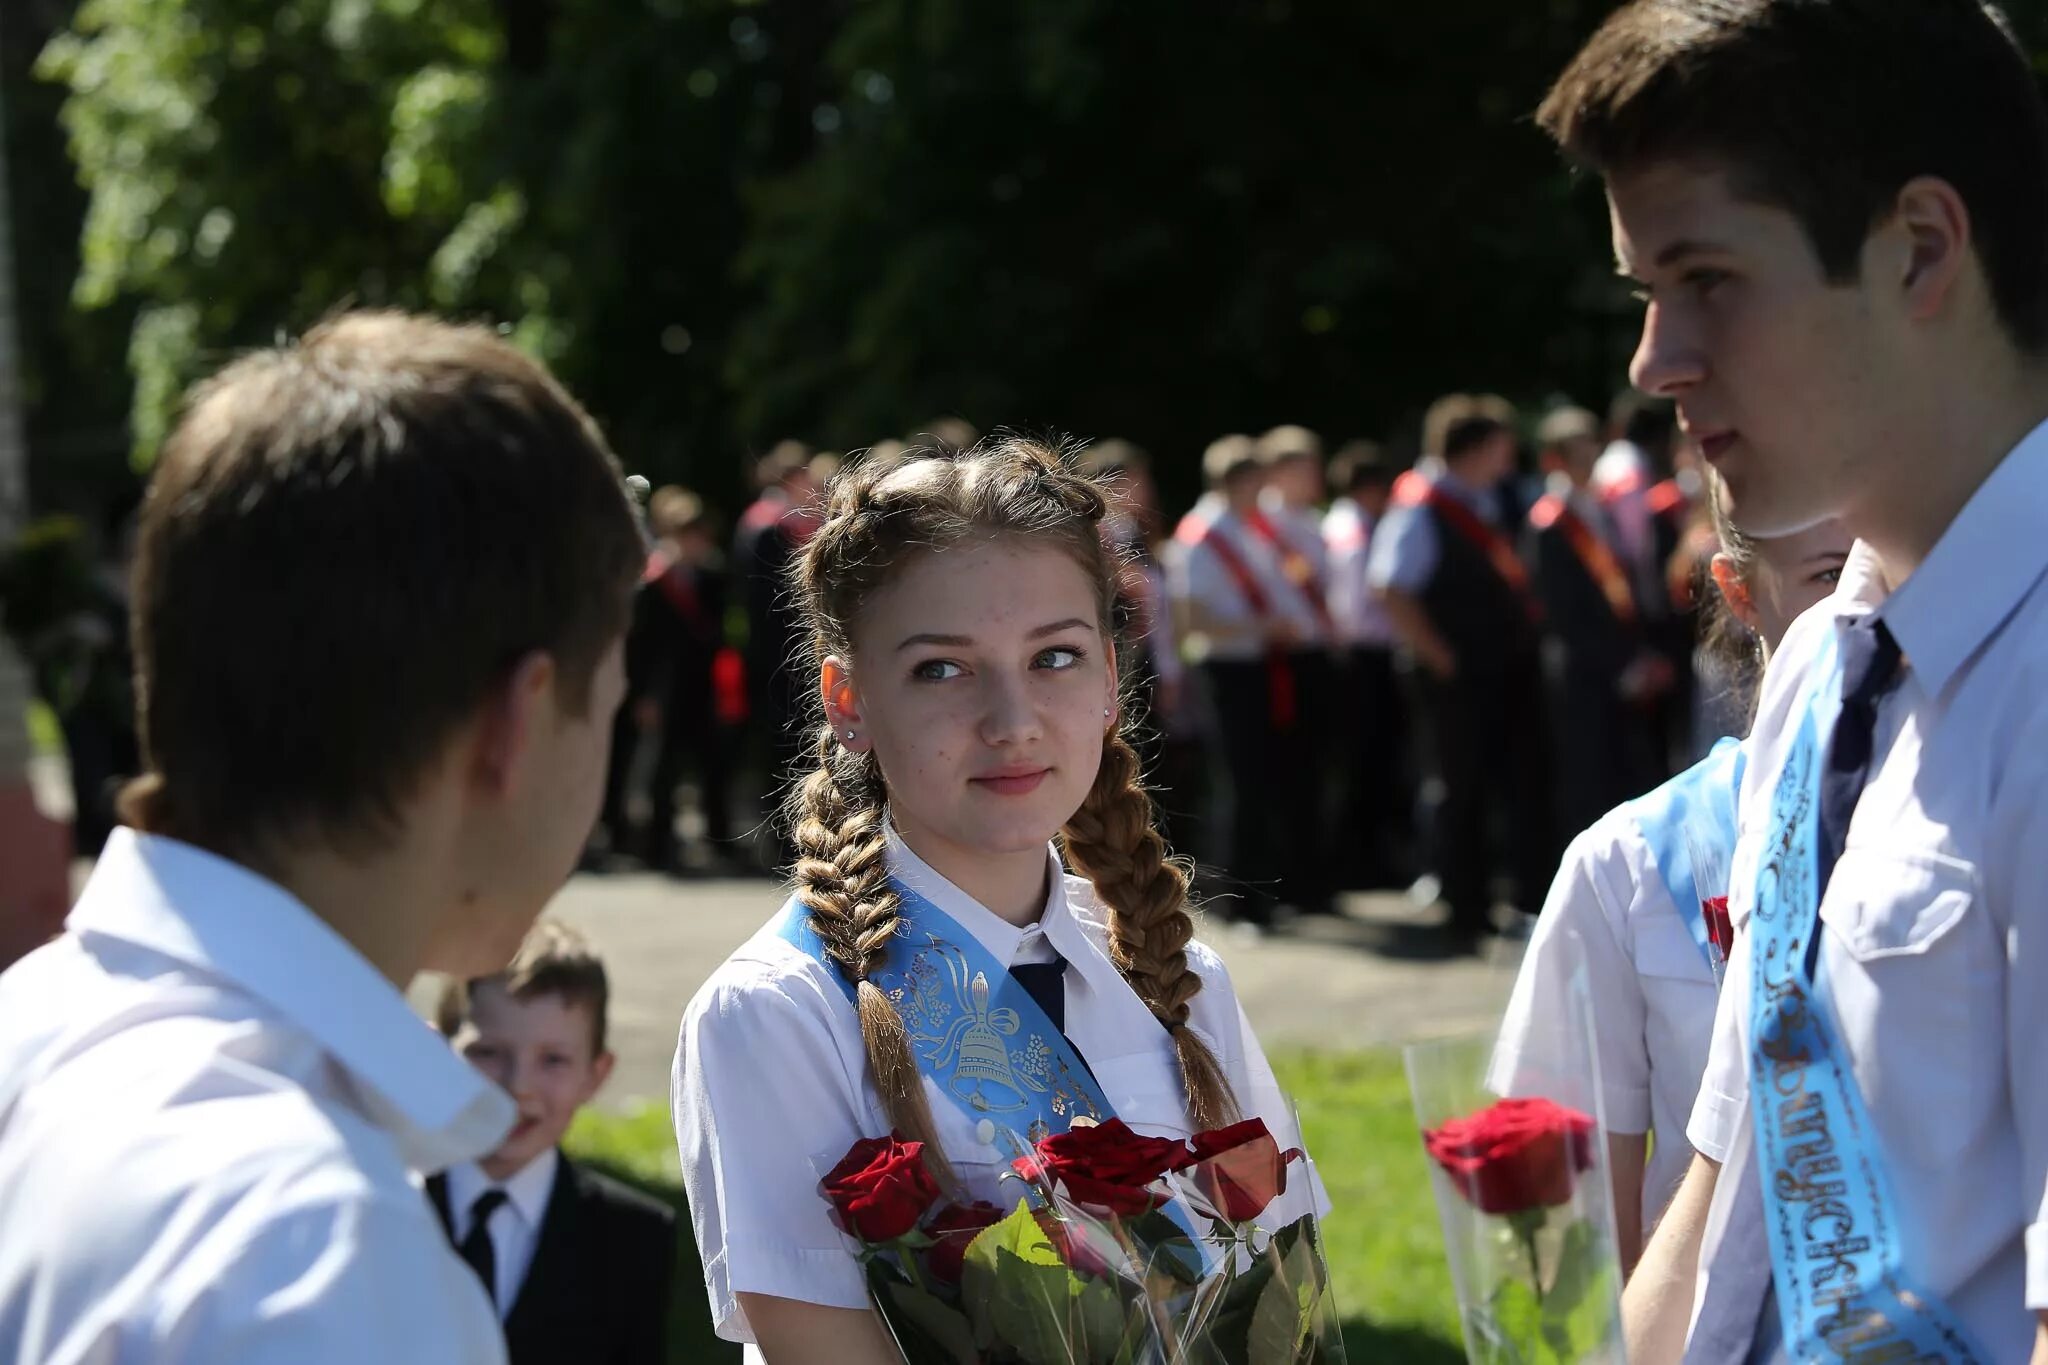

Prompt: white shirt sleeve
[
  {"left": 673, "top": 956, "right": 875, "bottom": 1341},
  {"left": 1687, "top": 925, "right": 1751, "bottom": 1164},
  {"left": 1489, "top": 821, "right": 1653, "bottom": 1134},
  {"left": 1364, "top": 502, "right": 1438, "bottom": 595},
  {"left": 146, "top": 1191, "right": 504, "bottom": 1364},
  {"left": 1983, "top": 713, "right": 2048, "bottom": 1308}
]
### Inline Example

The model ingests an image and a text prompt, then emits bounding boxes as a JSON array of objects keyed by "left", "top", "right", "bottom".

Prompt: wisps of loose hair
[{"left": 781, "top": 436, "right": 1238, "bottom": 1172}]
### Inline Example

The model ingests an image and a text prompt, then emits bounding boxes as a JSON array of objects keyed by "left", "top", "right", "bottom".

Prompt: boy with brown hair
[
  {"left": 1542, "top": 2, "right": 2048, "bottom": 1361},
  {"left": 431, "top": 920, "right": 675, "bottom": 1365},
  {"left": 0, "top": 311, "right": 644, "bottom": 1364}
]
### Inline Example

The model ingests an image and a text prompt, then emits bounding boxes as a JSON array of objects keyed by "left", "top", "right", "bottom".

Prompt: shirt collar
[
  {"left": 67, "top": 830, "right": 514, "bottom": 1172},
  {"left": 882, "top": 823, "right": 1071, "bottom": 968},
  {"left": 1875, "top": 417, "right": 2048, "bottom": 697},
  {"left": 446, "top": 1147, "right": 559, "bottom": 1230},
  {"left": 1431, "top": 468, "right": 1500, "bottom": 522}
]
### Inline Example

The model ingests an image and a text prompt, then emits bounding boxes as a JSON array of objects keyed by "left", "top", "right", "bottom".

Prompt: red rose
[
  {"left": 924, "top": 1200, "right": 1003, "bottom": 1284},
  {"left": 820, "top": 1134, "right": 940, "bottom": 1243},
  {"left": 1702, "top": 896, "right": 1735, "bottom": 957},
  {"left": 1012, "top": 1119, "right": 1186, "bottom": 1217},
  {"left": 1034, "top": 1208, "right": 1119, "bottom": 1279},
  {"left": 1421, "top": 1097, "right": 1596, "bottom": 1216},
  {"left": 1178, "top": 1118, "right": 1304, "bottom": 1224}
]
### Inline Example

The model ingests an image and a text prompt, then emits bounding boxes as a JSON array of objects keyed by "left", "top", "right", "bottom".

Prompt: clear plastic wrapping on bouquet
[
  {"left": 813, "top": 1110, "right": 1348, "bottom": 1365},
  {"left": 1404, "top": 951, "right": 1625, "bottom": 1365}
]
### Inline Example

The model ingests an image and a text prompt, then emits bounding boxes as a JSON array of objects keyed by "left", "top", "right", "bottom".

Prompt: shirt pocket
[
  {"left": 1632, "top": 905, "right": 1716, "bottom": 984},
  {"left": 1815, "top": 847, "right": 1995, "bottom": 1165}
]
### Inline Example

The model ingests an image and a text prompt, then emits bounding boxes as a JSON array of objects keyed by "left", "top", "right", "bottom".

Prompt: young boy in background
[{"left": 433, "top": 920, "right": 676, "bottom": 1365}]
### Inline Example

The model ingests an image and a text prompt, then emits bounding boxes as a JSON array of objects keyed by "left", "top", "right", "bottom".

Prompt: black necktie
[
  {"left": 1009, "top": 961, "right": 1067, "bottom": 1034},
  {"left": 459, "top": 1188, "right": 509, "bottom": 1310},
  {"left": 1811, "top": 616, "right": 1902, "bottom": 975}
]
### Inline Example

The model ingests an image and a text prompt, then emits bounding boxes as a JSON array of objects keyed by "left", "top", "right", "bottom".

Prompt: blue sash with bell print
[
  {"left": 1747, "top": 628, "right": 1986, "bottom": 1362},
  {"left": 775, "top": 881, "right": 1116, "bottom": 1155},
  {"left": 1631, "top": 736, "right": 1745, "bottom": 968}
]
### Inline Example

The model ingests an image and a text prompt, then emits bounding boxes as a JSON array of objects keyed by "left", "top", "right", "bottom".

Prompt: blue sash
[
  {"left": 1748, "top": 628, "right": 1986, "bottom": 1362},
  {"left": 775, "top": 882, "right": 1115, "bottom": 1155},
  {"left": 1630, "top": 736, "right": 1745, "bottom": 968}
]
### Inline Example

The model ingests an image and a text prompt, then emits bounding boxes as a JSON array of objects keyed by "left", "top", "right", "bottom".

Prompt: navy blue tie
[
  {"left": 1009, "top": 961, "right": 1068, "bottom": 1034},
  {"left": 1810, "top": 616, "right": 1901, "bottom": 975}
]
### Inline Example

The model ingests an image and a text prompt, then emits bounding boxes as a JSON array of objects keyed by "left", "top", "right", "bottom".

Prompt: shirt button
[{"left": 975, "top": 1119, "right": 997, "bottom": 1145}]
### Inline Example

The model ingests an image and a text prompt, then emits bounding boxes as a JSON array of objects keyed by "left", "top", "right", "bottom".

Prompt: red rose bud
[
  {"left": 1702, "top": 896, "right": 1735, "bottom": 957},
  {"left": 1012, "top": 1118, "right": 1186, "bottom": 1218},
  {"left": 1421, "top": 1097, "right": 1597, "bottom": 1217},
  {"left": 820, "top": 1133, "right": 940, "bottom": 1244},
  {"left": 1034, "top": 1207, "right": 1119, "bottom": 1279},
  {"left": 924, "top": 1200, "right": 1004, "bottom": 1284},
  {"left": 1179, "top": 1118, "right": 1302, "bottom": 1224}
]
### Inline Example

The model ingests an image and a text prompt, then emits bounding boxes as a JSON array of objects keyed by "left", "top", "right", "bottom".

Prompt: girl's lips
[
  {"left": 971, "top": 769, "right": 1050, "bottom": 796},
  {"left": 1697, "top": 431, "right": 1738, "bottom": 462}
]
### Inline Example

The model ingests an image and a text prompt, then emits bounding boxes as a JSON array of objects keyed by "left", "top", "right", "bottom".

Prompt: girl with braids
[
  {"left": 673, "top": 437, "right": 1322, "bottom": 1364},
  {"left": 1488, "top": 470, "right": 1849, "bottom": 1277}
]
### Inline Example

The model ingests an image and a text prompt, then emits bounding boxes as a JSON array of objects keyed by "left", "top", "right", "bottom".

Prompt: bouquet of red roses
[{"left": 816, "top": 1116, "right": 1345, "bottom": 1365}]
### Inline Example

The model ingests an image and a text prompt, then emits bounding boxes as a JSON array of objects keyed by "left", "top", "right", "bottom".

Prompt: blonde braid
[
  {"left": 1060, "top": 732, "right": 1239, "bottom": 1131},
  {"left": 789, "top": 726, "right": 950, "bottom": 1177}
]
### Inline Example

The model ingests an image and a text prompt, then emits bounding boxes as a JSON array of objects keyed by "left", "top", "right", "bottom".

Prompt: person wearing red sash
[
  {"left": 1369, "top": 394, "right": 1553, "bottom": 952},
  {"left": 1168, "top": 435, "right": 1313, "bottom": 925},
  {"left": 602, "top": 486, "right": 738, "bottom": 876},
  {"left": 1526, "top": 406, "right": 1671, "bottom": 839},
  {"left": 1253, "top": 425, "right": 1341, "bottom": 914}
]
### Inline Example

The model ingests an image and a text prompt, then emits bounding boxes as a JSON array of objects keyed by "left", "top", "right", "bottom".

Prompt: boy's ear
[{"left": 582, "top": 1049, "right": 616, "bottom": 1101}]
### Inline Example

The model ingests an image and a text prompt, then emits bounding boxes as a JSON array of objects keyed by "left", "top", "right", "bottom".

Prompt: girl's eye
[
  {"left": 911, "top": 659, "right": 965, "bottom": 682},
  {"left": 1813, "top": 566, "right": 1844, "bottom": 587},
  {"left": 1035, "top": 647, "right": 1085, "bottom": 670},
  {"left": 1685, "top": 267, "right": 1730, "bottom": 297}
]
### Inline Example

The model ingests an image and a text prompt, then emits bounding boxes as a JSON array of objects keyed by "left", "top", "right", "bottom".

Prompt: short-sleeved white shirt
[
  {"left": 1490, "top": 801, "right": 1720, "bottom": 1237},
  {"left": 673, "top": 830, "right": 1323, "bottom": 1356},
  {"left": 1684, "top": 419, "right": 2048, "bottom": 1365},
  {"left": 1323, "top": 498, "right": 1395, "bottom": 649},
  {"left": 0, "top": 830, "right": 515, "bottom": 1365},
  {"left": 1170, "top": 499, "right": 1326, "bottom": 659}
]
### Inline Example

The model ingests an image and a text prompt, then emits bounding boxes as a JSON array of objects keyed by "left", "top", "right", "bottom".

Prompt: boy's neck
[
  {"left": 249, "top": 838, "right": 456, "bottom": 988},
  {"left": 1853, "top": 364, "right": 2048, "bottom": 584},
  {"left": 479, "top": 1144, "right": 558, "bottom": 1185}
]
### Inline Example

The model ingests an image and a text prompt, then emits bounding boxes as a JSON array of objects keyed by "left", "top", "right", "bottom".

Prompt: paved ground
[{"left": 527, "top": 871, "right": 1526, "bottom": 1113}]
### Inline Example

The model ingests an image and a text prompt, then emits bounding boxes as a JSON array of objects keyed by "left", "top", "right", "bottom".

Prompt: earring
[
  {"left": 843, "top": 729, "right": 857, "bottom": 741},
  {"left": 1103, "top": 708, "right": 1113, "bottom": 719}
]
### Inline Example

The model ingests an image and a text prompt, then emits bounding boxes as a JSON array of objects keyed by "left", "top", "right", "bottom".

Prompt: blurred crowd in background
[{"left": 551, "top": 389, "right": 1723, "bottom": 950}]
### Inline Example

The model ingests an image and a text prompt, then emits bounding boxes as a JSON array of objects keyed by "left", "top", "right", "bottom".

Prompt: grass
[
  {"left": 26, "top": 700, "right": 61, "bottom": 759},
  {"left": 564, "top": 1046, "right": 1465, "bottom": 1363}
]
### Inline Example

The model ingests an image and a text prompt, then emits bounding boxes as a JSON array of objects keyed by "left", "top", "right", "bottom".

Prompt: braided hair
[{"left": 783, "top": 436, "right": 1239, "bottom": 1162}]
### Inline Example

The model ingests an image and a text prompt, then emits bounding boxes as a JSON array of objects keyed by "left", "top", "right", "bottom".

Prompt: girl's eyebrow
[{"left": 894, "top": 618, "right": 1093, "bottom": 652}]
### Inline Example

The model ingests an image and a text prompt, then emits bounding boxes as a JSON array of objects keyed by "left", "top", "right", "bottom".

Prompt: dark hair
[
  {"left": 437, "top": 918, "right": 610, "bottom": 1055},
  {"left": 1328, "top": 440, "right": 1391, "bottom": 496},
  {"left": 784, "top": 437, "right": 1239, "bottom": 1167},
  {"left": 1540, "top": 0, "right": 2048, "bottom": 354},
  {"left": 1425, "top": 393, "right": 1517, "bottom": 461},
  {"left": 122, "top": 311, "right": 642, "bottom": 857}
]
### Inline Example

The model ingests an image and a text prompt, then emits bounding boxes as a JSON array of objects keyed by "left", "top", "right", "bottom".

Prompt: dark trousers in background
[
  {"left": 1203, "top": 651, "right": 1334, "bottom": 920},
  {"left": 1415, "top": 665, "right": 1554, "bottom": 936},
  {"left": 648, "top": 682, "right": 734, "bottom": 867},
  {"left": 1335, "top": 645, "right": 1411, "bottom": 888}
]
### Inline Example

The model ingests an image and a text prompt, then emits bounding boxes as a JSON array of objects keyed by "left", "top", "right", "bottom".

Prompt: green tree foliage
[{"left": 29, "top": 0, "right": 2048, "bottom": 507}]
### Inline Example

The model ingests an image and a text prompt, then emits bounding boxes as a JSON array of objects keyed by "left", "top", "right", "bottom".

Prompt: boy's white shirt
[
  {"left": 1682, "top": 417, "right": 2048, "bottom": 1364},
  {"left": 0, "top": 829, "right": 515, "bottom": 1365},
  {"left": 1489, "top": 797, "right": 1719, "bottom": 1237},
  {"left": 445, "top": 1146, "right": 559, "bottom": 1319},
  {"left": 673, "top": 827, "right": 1326, "bottom": 1359}
]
